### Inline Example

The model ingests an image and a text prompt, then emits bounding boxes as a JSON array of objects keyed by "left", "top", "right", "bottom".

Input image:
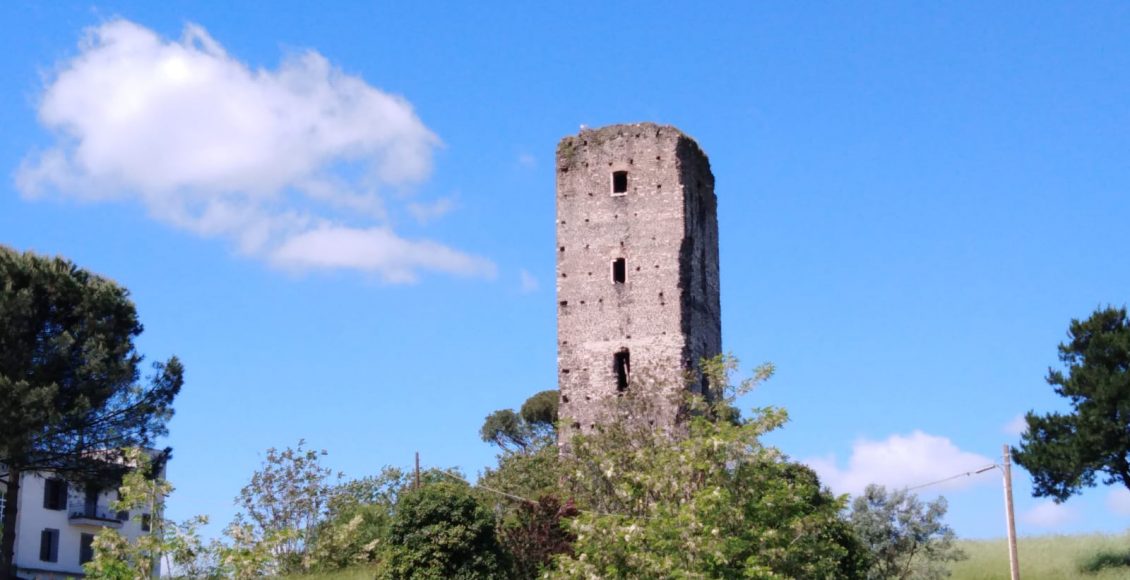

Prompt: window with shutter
[
  {"left": 80, "top": 533, "right": 95, "bottom": 564},
  {"left": 39, "top": 529, "right": 59, "bottom": 562},
  {"left": 43, "top": 478, "right": 67, "bottom": 511}
]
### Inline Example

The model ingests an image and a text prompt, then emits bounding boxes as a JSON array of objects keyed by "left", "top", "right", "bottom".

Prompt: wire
[
  {"left": 434, "top": 466, "right": 650, "bottom": 520},
  {"left": 904, "top": 464, "right": 998, "bottom": 492}
]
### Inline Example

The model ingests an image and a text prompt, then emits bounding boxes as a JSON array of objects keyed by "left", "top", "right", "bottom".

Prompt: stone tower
[{"left": 555, "top": 123, "right": 720, "bottom": 444}]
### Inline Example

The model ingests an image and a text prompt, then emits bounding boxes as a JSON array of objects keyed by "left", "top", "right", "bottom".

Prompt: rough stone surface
[{"left": 555, "top": 122, "right": 721, "bottom": 446}]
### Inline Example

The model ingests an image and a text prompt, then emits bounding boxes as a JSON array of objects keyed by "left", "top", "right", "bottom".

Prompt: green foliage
[
  {"left": 480, "top": 390, "right": 558, "bottom": 452},
  {"left": 551, "top": 355, "right": 869, "bottom": 579},
  {"left": 520, "top": 389, "right": 559, "bottom": 434},
  {"left": 217, "top": 519, "right": 296, "bottom": 579},
  {"left": 307, "top": 467, "right": 411, "bottom": 572},
  {"left": 1080, "top": 548, "right": 1130, "bottom": 575},
  {"left": 307, "top": 507, "right": 389, "bottom": 572},
  {"left": 849, "top": 484, "right": 965, "bottom": 579},
  {"left": 83, "top": 448, "right": 209, "bottom": 580},
  {"left": 477, "top": 444, "right": 560, "bottom": 508},
  {"left": 235, "top": 440, "right": 336, "bottom": 574},
  {"left": 0, "top": 246, "right": 182, "bottom": 575},
  {"left": 1013, "top": 306, "right": 1130, "bottom": 501},
  {"left": 500, "top": 495, "right": 578, "bottom": 579},
  {"left": 480, "top": 409, "right": 527, "bottom": 450},
  {"left": 384, "top": 481, "right": 509, "bottom": 579}
]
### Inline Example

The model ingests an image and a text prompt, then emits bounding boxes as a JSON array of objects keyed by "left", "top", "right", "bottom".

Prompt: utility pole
[
  {"left": 415, "top": 451, "right": 421, "bottom": 490},
  {"left": 1002, "top": 444, "right": 1020, "bottom": 580}
]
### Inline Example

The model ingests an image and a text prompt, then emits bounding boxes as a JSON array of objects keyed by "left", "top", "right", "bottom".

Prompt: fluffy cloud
[
  {"left": 17, "top": 19, "right": 492, "bottom": 283},
  {"left": 1021, "top": 501, "right": 1077, "bottom": 528},
  {"left": 807, "top": 431, "right": 995, "bottom": 495},
  {"left": 1108, "top": 487, "right": 1130, "bottom": 516}
]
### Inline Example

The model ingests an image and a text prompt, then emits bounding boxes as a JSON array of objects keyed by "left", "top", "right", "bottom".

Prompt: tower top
[{"left": 557, "top": 122, "right": 710, "bottom": 169}]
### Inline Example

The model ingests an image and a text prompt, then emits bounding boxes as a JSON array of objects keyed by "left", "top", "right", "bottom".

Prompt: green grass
[{"left": 951, "top": 533, "right": 1130, "bottom": 580}]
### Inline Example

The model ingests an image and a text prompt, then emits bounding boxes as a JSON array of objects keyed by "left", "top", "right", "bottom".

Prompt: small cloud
[
  {"left": 1021, "top": 501, "right": 1077, "bottom": 528},
  {"left": 517, "top": 152, "right": 536, "bottom": 168},
  {"left": 1003, "top": 415, "right": 1028, "bottom": 437},
  {"left": 1108, "top": 487, "right": 1130, "bottom": 516},
  {"left": 407, "top": 196, "right": 456, "bottom": 225},
  {"left": 270, "top": 226, "right": 496, "bottom": 284},
  {"left": 806, "top": 431, "right": 995, "bottom": 496},
  {"left": 519, "top": 269, "right": 538, "bottom": 293}
]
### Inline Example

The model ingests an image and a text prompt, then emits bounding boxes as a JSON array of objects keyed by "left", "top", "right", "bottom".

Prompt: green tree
[
  {"left": 234, "top": 440, "right": 335, "bottom": 574},
  {"left": 0, "top": 246, "right": 183, "bottom": 577},
  {"left": 216, "top": 519, "right": 295, "bottom": 579},
  {"left": 500, "top": 495, "right": 578, "bottom": 579},
  {"left": 83, "top": 448, "right": 210, "bottom": 580},
  {"left": 385, "top": 481, "right": 509, "bottom": 579},
  {"left": 1013, "top": 306, "right": 1130, "bottom": 501},
  {"left": 477, "top": 390, "right": 568, "bottom": 579},
  {"left": 480, "top": 389, "right": 558, "bottom": 452},
  {"left": 306, "top": 467, "right": 412, "bottom": 572},
  {"left": 552, "top": 356, "right": 869, "bottom": 579},
  {"left": 849, "top": 484, "right": 965, "bottom": 580}
]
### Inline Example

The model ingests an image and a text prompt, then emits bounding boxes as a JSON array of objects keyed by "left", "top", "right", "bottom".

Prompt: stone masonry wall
[{"left": 555, "top": 123, "right": 720, "bottom": 446}]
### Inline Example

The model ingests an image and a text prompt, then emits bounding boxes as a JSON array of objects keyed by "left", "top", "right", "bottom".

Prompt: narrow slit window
[
  {"left": 612, "top": 171, "right": 628, "bottom": 194},
  {"left": 612, "top": 258, "right": 626, "bottom": 284},
  {"left": 614, "top": 349, "right": 630, "bottom": 391}
]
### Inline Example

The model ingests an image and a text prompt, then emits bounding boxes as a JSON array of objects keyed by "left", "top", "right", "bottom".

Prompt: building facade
[
  {"left": 555, "top": 123, "right": 721, "bottom": 443},
  {"left": 1, "top": 470, "right": 156, "bottom": 579}
]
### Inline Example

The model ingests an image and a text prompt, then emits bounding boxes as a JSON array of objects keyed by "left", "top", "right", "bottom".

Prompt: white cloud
[
  {"left": 519, "top": 269, "right": 538, "bottom": 293},
  {"left": 407, "top": 196, "right": 456, "bottom": 225},
  {"left": 1003, "top": 415, "right": 1027, "bottom": 437},
  {"left": 806, "top": 431, "right": 995, "bottom": 496},
  {"left": 1021, "top": 500, "right": 1077, "bottom": 528},
  {"left": 1108, "top": 487, "right": 1130, "bottom": 516},
  {"left": 17, "top": 19, "right": 492, "bottom": 283},
  {"left": 517, "top": 152, "right": 536, "bottom": 168},
  {"left": 272, "top": 226, "right": 495, "bottom": 284}
]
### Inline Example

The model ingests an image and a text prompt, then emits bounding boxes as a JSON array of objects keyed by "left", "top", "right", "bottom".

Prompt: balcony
[{"left": 68, "top": 500, "right": 125, "bottom": 528}]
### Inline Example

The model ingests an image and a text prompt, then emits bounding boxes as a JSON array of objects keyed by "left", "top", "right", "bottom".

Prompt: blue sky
[{"left": 2, "top": 1, "right": 1128, "bottom": 540}]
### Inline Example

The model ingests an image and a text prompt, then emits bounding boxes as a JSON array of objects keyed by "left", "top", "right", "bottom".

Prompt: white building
[{"left": 1, "top": 470, "right": 157, "bottom": 579}]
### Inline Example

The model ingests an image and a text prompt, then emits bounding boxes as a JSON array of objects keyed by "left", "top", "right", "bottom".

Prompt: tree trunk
[{"left": 1, "top": 468, "right": 21, "bottom": 580}]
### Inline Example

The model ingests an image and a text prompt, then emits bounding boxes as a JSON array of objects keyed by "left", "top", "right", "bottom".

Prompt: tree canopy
[
  {"left": 1013, "top": 306, "right": 1130, "bottom": 501},
  {"left": 0, "top": 246, "right": 183, "bottom": 577},
  {"left": 480, "top": 389, "right": 558, "bottom": 452},
  {"left": 385, "top": 481, "right": 509, "bottom": 579},
  {"left": 848, "top": 484, "right": 965, "bottom": 580}
]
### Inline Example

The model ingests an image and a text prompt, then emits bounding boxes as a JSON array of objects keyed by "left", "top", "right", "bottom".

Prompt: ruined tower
[{"left": 556, "top": 123, "right": 720, "bottom": 443}]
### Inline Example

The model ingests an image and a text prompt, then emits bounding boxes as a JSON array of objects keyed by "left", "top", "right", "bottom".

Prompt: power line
[
  {"left": 433, "top": 463, "right": 650, "bottom": 520},
  {"left": 904, "top": 464, "right": 997, "bottom": 492}
]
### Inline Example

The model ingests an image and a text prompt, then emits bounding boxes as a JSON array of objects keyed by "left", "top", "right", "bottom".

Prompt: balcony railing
[{"left": 67, "top": 500, "right": 125, "bottom": 528}]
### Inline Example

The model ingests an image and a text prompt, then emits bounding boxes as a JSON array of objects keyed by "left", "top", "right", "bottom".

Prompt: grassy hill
[{"left": 950, "top": 533, "right": 1130, "bottom": 580}]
